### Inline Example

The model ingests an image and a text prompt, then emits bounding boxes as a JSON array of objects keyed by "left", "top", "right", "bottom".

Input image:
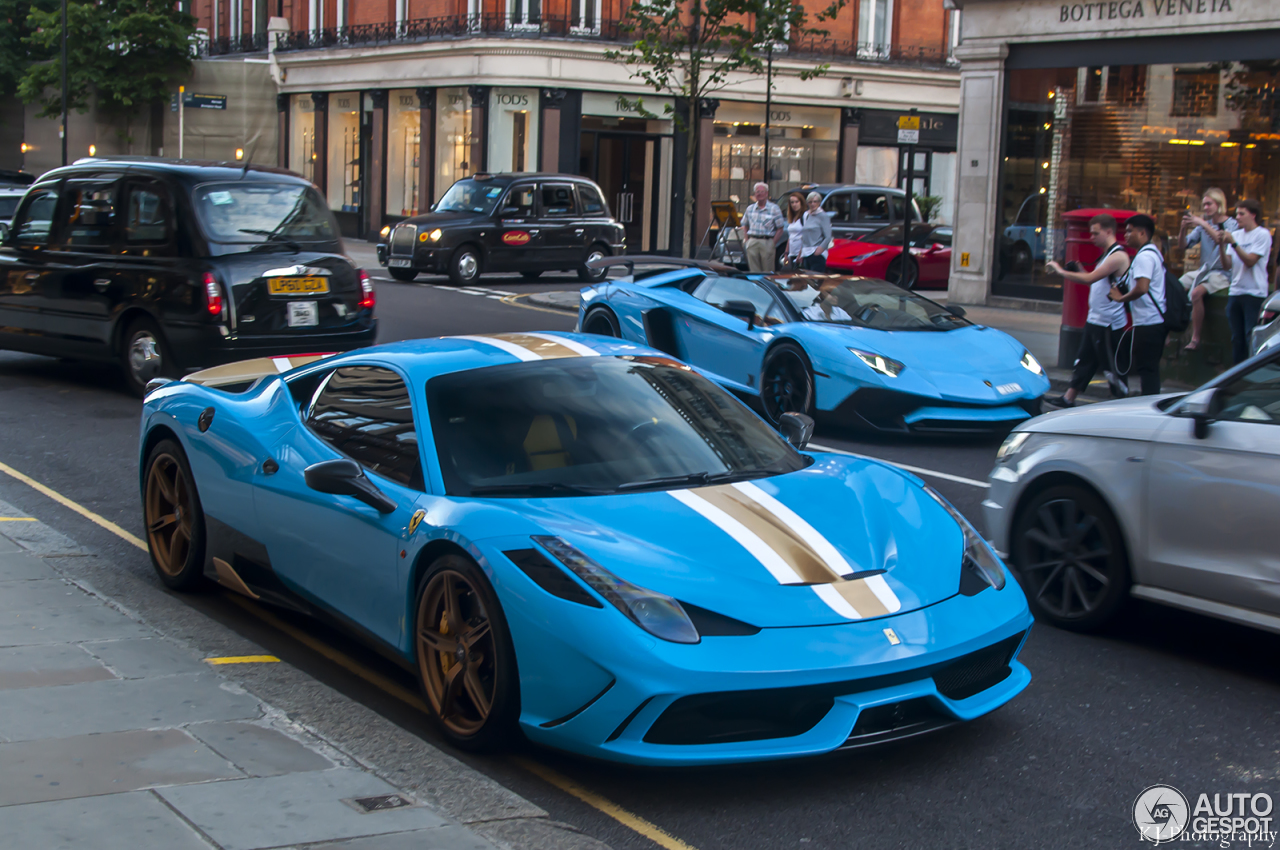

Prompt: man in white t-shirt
[
  {"left": 1220, "top": 199, "right": 1274, "bottom": 365},
  {"left": 1109, "top": 214, "right": 1166, "bottom": 395}
]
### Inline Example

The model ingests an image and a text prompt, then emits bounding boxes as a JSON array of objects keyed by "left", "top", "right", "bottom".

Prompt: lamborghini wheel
[
  {"left": 143, "top": 439, "right": 207, "bottom": 591},
  {"left": 582, "top": 307, "right": 620, "bottom": 337},
  {"left": 414, "top": 554, "right": 519, "bottom": 751},
  {"left": 761, "top": 342, "right": 814, "bottom": 425}
]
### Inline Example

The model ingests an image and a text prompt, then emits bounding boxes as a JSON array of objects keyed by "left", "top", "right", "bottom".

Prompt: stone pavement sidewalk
[{"left": 0, "top": 509, "right": 608, "bottom": 850}]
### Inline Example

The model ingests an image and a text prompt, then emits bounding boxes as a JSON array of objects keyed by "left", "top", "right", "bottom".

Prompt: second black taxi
[{"left": 377, "top": 173, "right": 625, "bottom": 285}]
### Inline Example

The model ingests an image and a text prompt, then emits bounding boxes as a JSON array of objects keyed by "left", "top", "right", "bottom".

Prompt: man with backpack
[{"left": 1109, "top": 214, "right": 1173, "bottom": 395}]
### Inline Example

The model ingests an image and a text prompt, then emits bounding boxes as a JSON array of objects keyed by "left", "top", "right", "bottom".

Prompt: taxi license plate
[
  {"left": 287, "top": 301, "right": 319, "bottom": 327},
  {"left": 388, "top": 258, "right": 412, "bottom": 268},
  {"left": 268, "top": 276, "right": 329, "bottom": 295}
]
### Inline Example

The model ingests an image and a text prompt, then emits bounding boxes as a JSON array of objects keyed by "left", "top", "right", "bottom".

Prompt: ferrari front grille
[{"left": 931, "top": 631, "right": 1024, "bottom": 701}]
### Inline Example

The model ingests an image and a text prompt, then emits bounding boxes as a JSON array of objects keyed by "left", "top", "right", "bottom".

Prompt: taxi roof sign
[{"left": 897, "top": 115, "right": 921, "bottom": 131}]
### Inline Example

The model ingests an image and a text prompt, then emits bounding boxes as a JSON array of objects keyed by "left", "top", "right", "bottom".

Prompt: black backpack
[{"left": 1138, "top": 244, "right": 1190, "bottom": 333}]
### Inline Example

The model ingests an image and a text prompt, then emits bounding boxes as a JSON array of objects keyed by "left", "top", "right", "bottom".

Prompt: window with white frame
[
  {"left": 857, "top": 0, "right": 893, "bottom": 58},
  {"left": 948, "top": 9, "right": 961, "bottom": 61},
  {"left": 570, "top": 0, "right": 601, "bottom": 32},
  {"left": 507, "top": 0, "right": 541, "bottom": 29}
]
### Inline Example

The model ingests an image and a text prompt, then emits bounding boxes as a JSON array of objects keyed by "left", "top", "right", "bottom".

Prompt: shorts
[{"left": 1180, "top": 269, "right": 1230, "bottom": 295}]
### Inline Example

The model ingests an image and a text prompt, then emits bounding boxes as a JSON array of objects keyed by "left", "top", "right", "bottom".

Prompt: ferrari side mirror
[
  {"left": 304, "top": 458, "right": 397, "bottom": 513},
  {"left": 778, "top": 412, "right": 815, "bottom": 450}
]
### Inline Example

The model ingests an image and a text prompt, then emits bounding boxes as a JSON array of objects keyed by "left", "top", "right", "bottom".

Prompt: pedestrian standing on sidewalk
[
  {"left": 1109, "top": 214, "right": 1167, "bottom": 395},
  {"left": 1043, "top": 213, "right": 1130, "bottom": 408},
  {"left": 799, "top": 191, "right": 833, "bottom": 272},
  {"left": 739, "top": 182, "right": 785, "bottom": 273},
  {"left": 783, "top": 192, "right": 806, "bottom": 270},
  {"left": 1220, "top": 199, "right": 1273, "bottom": 364},
  {"left": 1178, "top": 188, "right": 1237, "bottom": 351}
]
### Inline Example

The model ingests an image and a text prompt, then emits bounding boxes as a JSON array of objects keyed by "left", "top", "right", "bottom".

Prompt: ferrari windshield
[
  {"left": 773, "top": 276, "right": 970, "bottom": 332},
  {"left": 435, "top": 179, "right": 506, "bottom": 215},
  {"left": 427, "top": 357, "right": 808, "bottom": 497}
]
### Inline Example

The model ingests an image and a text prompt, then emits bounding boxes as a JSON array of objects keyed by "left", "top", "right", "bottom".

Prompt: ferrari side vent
[
  {"left": 932, "top": 632, "right": 1024, "bottom": 701},
  {"left": 504, "top": 548, "right": 603, "bottom": 608}
]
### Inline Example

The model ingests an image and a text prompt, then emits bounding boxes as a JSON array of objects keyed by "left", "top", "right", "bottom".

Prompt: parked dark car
[
  {"left": 0, "top": 186, "right": 27, "bottom": 241},
  {"left": 0, "top": 157, "right": 376, "bottom": 395},
  {"left": 376, "top": 173, "right": 625, "bottom": 285}
]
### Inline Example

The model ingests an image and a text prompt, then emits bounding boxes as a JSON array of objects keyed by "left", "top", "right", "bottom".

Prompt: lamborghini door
[{"left": 673, "top": 277, "right": 782, "bottom": 392}]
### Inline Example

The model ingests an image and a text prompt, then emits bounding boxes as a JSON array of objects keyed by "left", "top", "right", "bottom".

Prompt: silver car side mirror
[{"left": 1179, "top": 387, "right": 1221, "bottom": 440}]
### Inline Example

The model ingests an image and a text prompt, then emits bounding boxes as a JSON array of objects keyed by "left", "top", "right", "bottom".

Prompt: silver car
[
  {"left": 983, "top": 348, "right": 1280, "bottom": 634},
  {"left": 1250, "top": 289, "right": 1280, "bottom": 356}
]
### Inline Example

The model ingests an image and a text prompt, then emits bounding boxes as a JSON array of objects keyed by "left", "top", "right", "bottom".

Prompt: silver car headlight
[
  {"left": 996, "top": 431, "right": 1031, "bottom": 462},
  {"left": 533, "top": 536, "right": 699, "bottom": 643},
  {"left": 923, "top": 487, "right": 1007, "bottom": 591},
  {"left": 1019, "top": 350, "right": 1044, "bottom": 376}
]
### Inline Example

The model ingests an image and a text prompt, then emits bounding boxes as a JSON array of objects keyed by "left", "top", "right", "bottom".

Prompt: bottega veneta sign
[{"left": 1060, "top": 0, "right": 1231, "bottom": 22}]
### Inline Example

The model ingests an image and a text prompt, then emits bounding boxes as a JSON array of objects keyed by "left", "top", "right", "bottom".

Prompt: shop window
[
  {"left": 328, "top": 93, "right": 361, "bottom": 214},
  {"left": 1171, "top": 67, "right": 1219, "bottom": 117},
  {"left": 387, "top": 91, "right": 421, "bottom": 217},
  {"left": 436, "top": 88, "right": 473, "bottom": 203}
]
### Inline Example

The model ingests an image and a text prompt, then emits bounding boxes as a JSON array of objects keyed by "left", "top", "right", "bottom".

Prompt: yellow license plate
[{"left": 268, "top": 276, "right": 329, "bottom": 295}]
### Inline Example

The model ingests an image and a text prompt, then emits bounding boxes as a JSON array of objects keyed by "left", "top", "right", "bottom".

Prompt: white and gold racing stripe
[
  {"left": 451, "top": 332, "right": 596, "bottom": 361},
  {"left": 670, "top": 483, "right": 902, "bottom": 620}
]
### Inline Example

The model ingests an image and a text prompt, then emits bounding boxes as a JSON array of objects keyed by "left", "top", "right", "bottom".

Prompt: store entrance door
[{"left": 593, "top": 134, "right": 658, "bottom": 253}]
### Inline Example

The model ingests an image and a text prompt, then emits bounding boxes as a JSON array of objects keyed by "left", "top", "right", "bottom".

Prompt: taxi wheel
[
  {"left": 761, "top": 343, "right": 814, "bottom": 425},
  {"left": 520, "top": 270, "right": 543, "bottom": 281},
  {"left": 143, "top": 439, "right": 208, "bottom": 591},
  {"left": 120, "top": 318, "right": 175, "bottom": 398},
  {"left": 448, "top": 246, "right": 482, "bottom": 286},
  {"left": 414, "top": 554, "right": 519, "bottom": 752},
  {"left": 578, "top": 245, "right": 610, "bottom": 282},
  {"left": 389, "top": 267, "right": 418, "bottom": 282}
]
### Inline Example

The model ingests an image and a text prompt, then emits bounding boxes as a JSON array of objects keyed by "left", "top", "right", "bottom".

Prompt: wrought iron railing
[{"left": 201, "top": 32, "right": 270, "bottom": 56}]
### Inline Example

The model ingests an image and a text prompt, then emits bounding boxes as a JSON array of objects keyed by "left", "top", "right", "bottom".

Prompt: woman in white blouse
[{"left": 783, "top": 193, "right": 806, "bottom": 270}]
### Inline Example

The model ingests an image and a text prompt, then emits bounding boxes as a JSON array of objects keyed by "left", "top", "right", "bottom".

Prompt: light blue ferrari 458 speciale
[
  {"left": 139, "top": 332, "right": 1032, "bottom": 765},
  {"left": 578, "top": 257, "right": 1050, "bottom": 433}
]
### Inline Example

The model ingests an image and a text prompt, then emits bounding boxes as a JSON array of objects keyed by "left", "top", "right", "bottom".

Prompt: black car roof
[
  {"left": 460, "top": 172, "right": 597, "bottom": 186},
  {"left": 784, "top": 184, "right": 908, "bottom": 195},
  {"left": 31, "top": 156, "right": 310, "bottom": 189}
]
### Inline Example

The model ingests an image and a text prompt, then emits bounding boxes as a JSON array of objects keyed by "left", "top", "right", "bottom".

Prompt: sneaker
[{"left": 1043, "top": 394, "right": 1074, "bottom": 409}]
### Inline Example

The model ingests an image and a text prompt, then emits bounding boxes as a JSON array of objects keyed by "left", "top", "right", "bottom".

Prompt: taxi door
[
  {"left": 43, "top": 176, "right": 124, "bottom": 358},
  {"left": 490, "top": 183, "right": 545, "bottom": 271},
  {"left": 0, "top": 184, "right": 61, "bottom": 355}
]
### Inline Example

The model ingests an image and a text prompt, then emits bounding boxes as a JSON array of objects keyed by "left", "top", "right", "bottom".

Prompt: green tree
[
  {"left": 19, "top": 0, "right": 195, "bottom": 136},
  {"left": 0, "top": 0, "right": 56, "bottom": 95},
  {"left": 606, "top": 0, "right": 841, "bottom": 257}
]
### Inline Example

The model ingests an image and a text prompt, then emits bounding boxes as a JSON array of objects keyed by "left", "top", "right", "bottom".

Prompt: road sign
[
  {"left": 897, "top": 128, "right": 920, "bottom": 144},
  {"left": 183, "top": 93, "right": 227, "bottom": 110},
  {"left": 897, "top": 115, "right": 920, "bottom": 145},
  {"left": 897, "top": 115, "right": 921, "bottom": 130}
]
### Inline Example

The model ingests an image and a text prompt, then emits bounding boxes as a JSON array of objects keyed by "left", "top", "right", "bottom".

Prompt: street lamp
[{"left": 61, "top": 0, "right": 68, "bottom": 166}]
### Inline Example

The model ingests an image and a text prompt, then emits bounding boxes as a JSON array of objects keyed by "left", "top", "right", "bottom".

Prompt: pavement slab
[
  {"left": 0, "top": 602, "right": 152, "bottom": 647},
  {"left": 0, "top": 643, "right": 115, "bottom": 690},
  {"left": 0, "top": 550, "right": 59, "bottom": 581},
  {"left": 289, "top": 825, "right": 498, "bottom": 849},
  {"left": 187, "top": 721, "right": 335, "bottom": 778},
  {"left": 0, "top": 727, "right": 244, "bottom": 806},
  {"left": 155, "top": 768, "right": 452, "bottom": 850},
  {"left": 0, "top": 790, "right": 215, "bottom": 850},
  {"left": 83, "top": 637, "right": 212, "bottom": 679},
  {"left": 0, "top": 578, "right": 103, "bottom": 611}
]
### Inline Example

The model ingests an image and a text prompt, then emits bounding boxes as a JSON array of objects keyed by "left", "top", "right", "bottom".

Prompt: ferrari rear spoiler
[{"left": 585, "top": 255, "right": 740, "bottom": 276}]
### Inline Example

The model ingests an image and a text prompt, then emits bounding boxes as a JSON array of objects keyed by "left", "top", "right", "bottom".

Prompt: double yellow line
[{"left": 0, "top": 459, "right": 696, "bottom": 850}]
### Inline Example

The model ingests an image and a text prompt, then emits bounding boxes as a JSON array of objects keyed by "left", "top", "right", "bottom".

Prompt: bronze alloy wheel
[
  {"left": 416, "top": 568, "right": 499, "bottom": 738},
  {"left": 146, "top": 451, "right": 195, "bottom": 578}
]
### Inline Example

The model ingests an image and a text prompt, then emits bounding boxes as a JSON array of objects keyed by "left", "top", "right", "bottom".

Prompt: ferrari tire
[
  {"left": 760, "top": 342, "right": 814, "bottom": 425},
  {"left": 120, "top": 317, "right": 175, "bottom": 398},
  {"left": 578, "top": 245, "right": 610, "bottom": 282},
  {"left": 448, "top": 245, "right": 482, "bottom": 287},
  {"left": 519, "top": 270, "right": 543, "bottom": 281},
  {"left": 582, "top": 307, "right": 620, "bottom": 338},
  {"left": 143, "top": 439, "right": 208, "bottom": 591},
  {"left": 1010, "top": 484, "right": 1130, "bottom": 632},
  {"left": 414, "top": 554, "right": 520, "bottom": 752},
  {"left": 886, "top": 256, "right": 919, "bottom": 290},
  {"left": 388, "top": 267, "right": 418, "bottom": 282}
]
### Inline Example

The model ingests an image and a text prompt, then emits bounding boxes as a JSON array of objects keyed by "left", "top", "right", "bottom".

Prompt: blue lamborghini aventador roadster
[
  {"left": 139, "top": 333, "right": 1032, "bottom": 765},
  {"left": 578, "top": 257, "right": 1050, "bottom": 433}
]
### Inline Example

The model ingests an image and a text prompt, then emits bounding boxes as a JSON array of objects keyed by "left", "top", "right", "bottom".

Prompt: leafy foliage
[
  {"left": 917, "top": 195, "right": 944, "bottom": 223},
  {"left": 0, "top": 0, "right": 56, "bottom": 94},
  {"left": 18, "top": 0, "right": 196, "bottom": 119}
]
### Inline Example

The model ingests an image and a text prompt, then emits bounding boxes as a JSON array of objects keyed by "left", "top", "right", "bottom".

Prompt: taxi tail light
[
  {"left": 203, "top": 273, "right": 226, "bottom": 321},
  {"left": 358, "top": 269, "right": 376, "bottom": 310}
]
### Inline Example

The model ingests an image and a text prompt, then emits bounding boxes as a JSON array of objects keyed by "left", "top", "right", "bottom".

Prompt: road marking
[
  {"left": 0, "top": 461, "right": 149, "bottom": 548},
  {"left": 808, "top": 443, "right": 990, "bottom": 489},
  {"left": 205, "top": 655, "right": 281, "bottom": 665},
  {"left": 514, "top": 757, "right": 700, "bottom": 850},
  {"left": 0, "top": 517, "right": 37, "bottom": 521},
  {"left": 500, "top": 293, "right": 577, "bottom": 316},
  {"left": 0, "top": 461, "right": 703, "bottom": 850}
]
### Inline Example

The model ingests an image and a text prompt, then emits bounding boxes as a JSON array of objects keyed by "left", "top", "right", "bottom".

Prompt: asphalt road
[{"left": 0, "top": 271, "right": 1276, "bottom": 849}]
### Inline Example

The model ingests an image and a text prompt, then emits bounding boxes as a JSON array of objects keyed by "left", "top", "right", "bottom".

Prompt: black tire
[
  {"left": 389, "top": 267, "right": 418, "bottom": 282},
  {"left": 448, "top": 245, "right": 482, "bottom": 287},
  {"left": 1010, "top": 484, "right": 1130, "bottom": 632},
  {"left": 413, "top": 554, "right": 520, "bottom": 752},
  {"left": 578, "top": 244, "right": 610, "bottom": 282},
  {"left": 519, "top": 270, "right": 543, "bottom": 281},
  {"left": 886, "top": 255, "right": 920, "bottom": 290},
  {"left": 581, "top": 307, "right": 620, "bottom": 338},
  {"left": 119, "top": 317, "right": 175, "bottom": 397},
  {"left": 143, "top": 439, "right": 208, "bottom": 591},
  {"left": 760, "top": 342, "right": 814, "bottom": 425}
]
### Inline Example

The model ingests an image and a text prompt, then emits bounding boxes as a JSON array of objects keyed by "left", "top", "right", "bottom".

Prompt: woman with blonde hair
[
  {"left": 783, "top": 192, "right": 806, "bottom": 269},
  {"left": 1178, "top": 187, "right": 1238, "bottom": 350}
]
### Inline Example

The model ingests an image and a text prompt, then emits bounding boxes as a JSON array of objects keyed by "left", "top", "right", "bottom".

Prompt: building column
[
  {"left": 467, "top": 85, "right": 489, "bottom": 174},
  {"left": 311, "top": 91, "right": 329, "bottom": 196},
  {"left": 540, "top": 88, "right": 566, "bottom": 173},
  {"left": 416, "top": 87, "right": 436, "bottom": 209},
  {"left": 367, "top": 89, "right": 387, "bottom": 236},
  {"left": 839, "top": 108, "right": 860, "bottom": 184},
  {"left": 947, "top": 41, "right": 1008, "bottom": 306},
  {"left": 276, "top": 93, "right": 289, "bottom": 169},
  {"left": 694, "top": 97, "right": 719, "bottom": 257}
]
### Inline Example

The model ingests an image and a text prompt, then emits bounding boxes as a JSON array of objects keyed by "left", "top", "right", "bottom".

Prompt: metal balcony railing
[{"left": 200, "top": 32, "right": 271, "bottom": 56}]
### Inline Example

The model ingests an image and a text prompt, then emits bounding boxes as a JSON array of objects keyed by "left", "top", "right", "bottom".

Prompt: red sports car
[{"left": 826, "top": 224, "right": 953, "bottom": 290}]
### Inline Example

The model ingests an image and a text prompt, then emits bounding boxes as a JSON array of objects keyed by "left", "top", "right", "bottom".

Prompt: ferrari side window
[{"left": 306, "top": 366, "right": 423, "bottom": 490}]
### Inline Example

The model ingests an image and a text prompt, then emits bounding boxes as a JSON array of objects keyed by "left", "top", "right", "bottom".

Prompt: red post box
[{"left": 1058, "top": 208, "right": 1139, "bottom": 368}]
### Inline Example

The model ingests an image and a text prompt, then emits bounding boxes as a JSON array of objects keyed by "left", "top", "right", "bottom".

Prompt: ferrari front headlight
[
  {"left": 532, "top": 536, "right": 699, "bottom": 643},
  {"left": 922, "top": 487, "right": 1007, "bottom": 591},
  {"left": 1020, "top": 350, "right": 1044, "bottom": 376},
  {"left": 849, "top": 348, "right": 905, "bottom": 378},
  {"left": 428, "top": 228, "right": 443, "bottom": 242}
]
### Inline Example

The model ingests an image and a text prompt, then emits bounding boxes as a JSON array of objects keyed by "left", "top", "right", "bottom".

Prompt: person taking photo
[
  {"left": 1220, "top": 199, "right": 1273, "bottom": 365},
  {"left": 1044, "top": 213, "right": 1129, "bottom": 408},
  {"left": 1178, "top": 188, "right": 1237, "bottom": 351},
  {"left": 1108, "top": 214, "right": 1167, "bottom": 396}
]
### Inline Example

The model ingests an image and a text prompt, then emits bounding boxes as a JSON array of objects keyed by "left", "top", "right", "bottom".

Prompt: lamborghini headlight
[
  {"left": 996, "top": 431, "right": 1031, "bottom": 462},
  {"left": 849, "top": 348, "right": 905, "bottom": 378},
  {"left": 428, "top": 228, "right": 443, "bottom": 242},
  {"left": 1019, "top": 350, "right": 1044, "bottom": 376},
  {"left": 922, "top": 487, "right": 1007, "bottom": 591},
  {"left": 532, "top": 536, "right": 699, "bottom": 643}
]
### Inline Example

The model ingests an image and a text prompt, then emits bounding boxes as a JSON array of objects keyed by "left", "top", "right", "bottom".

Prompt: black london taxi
[
  {"left": 376, "top": 173, "right": 626, "bottom": 285},
  {"left": 0, "top": 157, "right": 375, "bottom": 395}
]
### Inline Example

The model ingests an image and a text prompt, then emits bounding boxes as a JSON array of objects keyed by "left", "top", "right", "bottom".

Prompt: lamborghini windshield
[
  {"left": 772, "top": 276, "right": 970, "bottom": 331},
  {"left": 427, "top": 357, "right": 808, "bottom": 497}
]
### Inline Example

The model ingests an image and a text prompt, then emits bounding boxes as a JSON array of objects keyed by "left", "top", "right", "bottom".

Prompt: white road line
[{"left": 808, "top": 442, "right": 991, "bottom": 490}]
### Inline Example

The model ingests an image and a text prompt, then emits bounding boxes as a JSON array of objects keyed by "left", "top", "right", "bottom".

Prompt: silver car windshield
[{"left": 772, "top": 276, "right": 970, "bottom": 332}]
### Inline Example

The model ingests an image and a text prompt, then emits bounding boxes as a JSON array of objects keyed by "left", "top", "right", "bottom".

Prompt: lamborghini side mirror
[{"left": 722, "top": 299, "right": 757, "bottom": 330}]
